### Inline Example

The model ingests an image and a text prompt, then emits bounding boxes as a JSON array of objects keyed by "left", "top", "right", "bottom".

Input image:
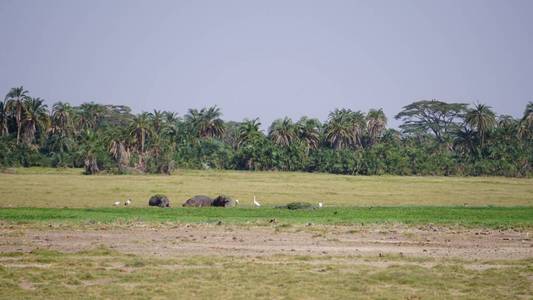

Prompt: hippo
[
  {"left": 182, "top": 195, "right": 214, "bottom": 207},
  {"left": 148, "top": 194, "right": 170, "bottom": 208},
  {"left": 212, "top": 195, "right": 236, "bottom": 207}
]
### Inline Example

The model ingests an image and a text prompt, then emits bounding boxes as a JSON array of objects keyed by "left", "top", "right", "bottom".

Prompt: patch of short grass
[
  {"left": 0, "top": 206, "right": 532, "bottom": 228},
  {"left": 1, "top": 168, "right": 532, "bottom": 208},
  {"left": 0, "top": 248, "right": 531, "bottom": 299}
]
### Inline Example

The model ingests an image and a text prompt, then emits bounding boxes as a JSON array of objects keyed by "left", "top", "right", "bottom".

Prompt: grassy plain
[
  {"left": 1, "top": 168, "right": 532, "bottom": 299},
  {"left": 1, "top": 247, "right": 531, "bottom": 300},
  {"left": 1, "top": 167, "right": 532, "bottom": 208}
]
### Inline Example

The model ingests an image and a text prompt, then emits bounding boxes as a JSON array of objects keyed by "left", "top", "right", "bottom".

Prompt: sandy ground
[{"left": 1, "top": 223, "right": 532, "bottom": 261}]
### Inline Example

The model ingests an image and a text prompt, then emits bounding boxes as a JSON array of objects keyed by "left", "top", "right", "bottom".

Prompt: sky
[{"left": 1, "top": 0, "right": 532, "bottom": 128}]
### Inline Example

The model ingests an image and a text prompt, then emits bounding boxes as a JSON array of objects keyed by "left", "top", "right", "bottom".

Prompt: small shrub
[{"left": 275, "top": 202, "right": 314, "bottom": 210}]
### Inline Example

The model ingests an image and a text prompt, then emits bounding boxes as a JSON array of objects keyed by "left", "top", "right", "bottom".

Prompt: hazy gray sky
[{"left": 1, "top": 0, "right": 532, "bottom": 127}]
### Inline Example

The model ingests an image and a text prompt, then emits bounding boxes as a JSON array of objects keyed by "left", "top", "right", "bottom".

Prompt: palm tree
[
  {"left": 518, "top": 102, "right": 533, "bottom": 138},
  {"left": 269, "top": 117, "right": 297, "bottom": 147},
  {"left": 163, "top": 111, "right": 179, "bottom": 124},
  {"left": 47, "top": 131, "right": 73, "bottom": 166},
  {"left": 296, "top": 117, "right": 321, "bottom": 152},
  {"left": 325, "top": 109, "right": 366, "bottom": 149},
  {"left": 78, "top": 130, "right": 101, "bottom": 174},
  {"left": 21, "top": 97, "right": 50, "bottom": 146},
  {"left": 5, "top": 86, "right": 30, "bottom": 144},
  {"left": 76, "top": 102, "right": 105, "bottom": 131},
  {"left": 0, "top": 101, "right": 8, "bottom": 136},
  {"left": 453, "top": 127, "right": 477, "bottom": 157},
  {"left": 185, "top": 106, "right": 225, "bottom": 138},
  {"left": 349, "top": 111, "right": 367, "bottom": 147},
  {"left": 497, "top": 115, "right": 517, "bottom": 129},
  {"left": 50, "top": 102, "right": 74, "bottom": 136},
  {"left": 160, "top": 112, "right": 180, "bottom": 141},
  {"left": 366, "top": 108, "right": 387, "bottom": 145},
  {"left": 46, "top": 102, "right": 75, "bottom": 167},
  {"left": 151, "top": 110, "right": 164, "bottom": 134},
  {"left": 465, "top": 103, "right": 496, "bottom": 147},
  {"left": 325, "top": 109, "right": 352, "bottom": 150},
  {"left": 129, "top": 112, "right": 153, "bottom": 154},
  {"left": 106, "top": 127, "right": 132, "bottom": 172},
  {"left": 237, "top": 118, "right": 262, "bottom": 148}
]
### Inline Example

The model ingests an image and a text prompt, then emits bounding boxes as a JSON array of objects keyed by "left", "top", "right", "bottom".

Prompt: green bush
[{"left": 278, "top": 202, "right": 314, "bottom": 210}]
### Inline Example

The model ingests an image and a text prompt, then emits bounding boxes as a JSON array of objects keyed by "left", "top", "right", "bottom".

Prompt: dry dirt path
[{"left": 1, "top": 223, "right": 531, "bottom": 260}]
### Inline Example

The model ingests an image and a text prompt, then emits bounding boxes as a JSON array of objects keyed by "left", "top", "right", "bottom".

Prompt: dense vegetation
[{"left": 1, "top": 86, "right": 532, "bottom": 176}]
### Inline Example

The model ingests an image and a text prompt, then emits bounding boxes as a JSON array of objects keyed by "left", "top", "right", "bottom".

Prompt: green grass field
[
  {"left": 1, "top": 207, "right": 532, "bottom": 228},
  {"left": 1, "top": 167, "right": 532, "bottom": 208}
]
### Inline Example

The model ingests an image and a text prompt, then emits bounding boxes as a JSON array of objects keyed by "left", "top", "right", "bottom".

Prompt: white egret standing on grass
[
  {"left": 113, "top": 201, "right": 121, "bottom": 206},
  {"left": 125, "top": 199, "right": 132, "bottom": 206},
  {"left": 253, "top": 195, "right": 261, "bottom": 207},
  {"left": 318, "top": 202, "right": 323, "bottom": 208}
]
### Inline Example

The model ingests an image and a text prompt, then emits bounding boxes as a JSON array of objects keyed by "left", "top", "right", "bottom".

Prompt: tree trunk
[
  {"left": 15, "top": 102, "right": 23, "bottom": 145},
  {"left": 16, "top": 115, "right": 21, "bottom": 145},
  {"left": 84, "top": 156, "right": 99, "bottom": 174},
  {"left": 141, "top": 129, "right": 145, "bottom": 154}
]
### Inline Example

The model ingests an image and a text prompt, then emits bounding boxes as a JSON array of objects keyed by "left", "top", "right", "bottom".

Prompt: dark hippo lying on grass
[
  {"left": 183, "top": 195, "right": 237, "bottom": 207},
  {"left": 212, "top": 195, "right": 237, "bottom": 207},
  {"left": 182, "top": 195, "right": 213, "bottom": 207},
  {"left": 148, "top": 194, "right": 170, "bottom": 208}
]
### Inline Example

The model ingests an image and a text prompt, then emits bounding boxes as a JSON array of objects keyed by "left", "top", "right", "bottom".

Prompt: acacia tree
[
  {"left": 5, "top": 86, "right": 30, "bottom": 144},
  {"left": 395, "top": 100, "right": 467, "bottom": 143}
]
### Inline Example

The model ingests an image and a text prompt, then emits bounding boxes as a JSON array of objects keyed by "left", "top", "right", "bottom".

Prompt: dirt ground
[{"left": 1, "top": 223, "right": 531, "bottom": 261}]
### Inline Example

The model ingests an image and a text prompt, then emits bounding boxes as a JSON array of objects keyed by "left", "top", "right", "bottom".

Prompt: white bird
[
  {"left": 235, "top": 199, "right": 240, "bottom": 205},
  {"left": 113, "top": 201, "right": 121, "bottom": 206},
  {"left": 253, "top": 195, "right": 261, "bottom": 207},
  {"left": 125, "top": 199, "right": 132, "bottom": 206},
  {"left": 318, "top": 202, "right": 323, "bottom": 208}
]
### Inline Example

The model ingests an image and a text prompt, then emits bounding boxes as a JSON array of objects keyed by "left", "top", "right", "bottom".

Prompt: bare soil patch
[{"left": 1, "top": 223, "right": 531, "bottom": 261}]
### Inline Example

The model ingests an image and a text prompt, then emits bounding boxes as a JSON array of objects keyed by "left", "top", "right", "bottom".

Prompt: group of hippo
[{"left": 148, "top": 194, "right": 237, "bottom": 208}]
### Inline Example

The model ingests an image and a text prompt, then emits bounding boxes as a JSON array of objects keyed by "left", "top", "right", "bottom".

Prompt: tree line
[{"left": 1, "top": 86, "right": 532, "bottom": 176}]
